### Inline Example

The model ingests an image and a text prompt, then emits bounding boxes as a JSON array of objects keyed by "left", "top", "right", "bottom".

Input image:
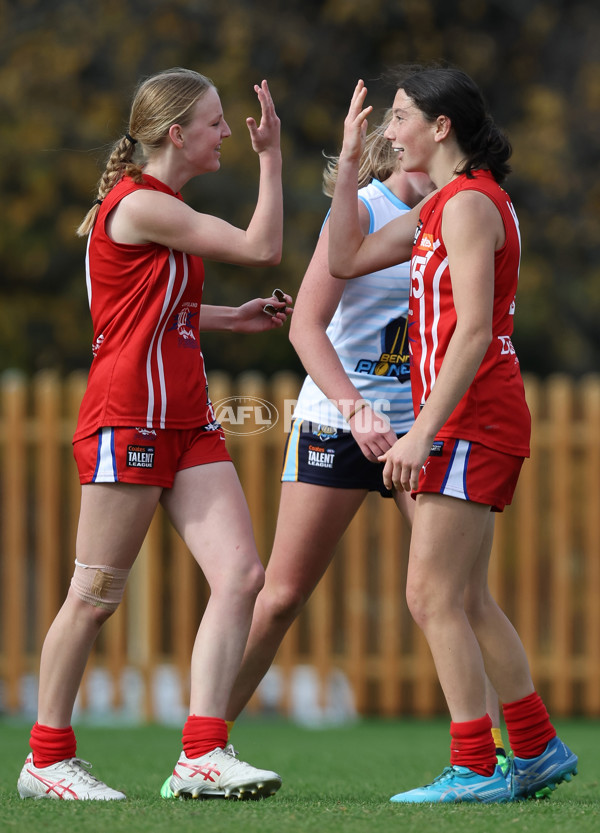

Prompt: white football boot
[
  {"left": 167, "top": 744, "right": 281, "bottom": 800},
  {"left": 17, "top": 753, "right": 126, "bottom": 800}
]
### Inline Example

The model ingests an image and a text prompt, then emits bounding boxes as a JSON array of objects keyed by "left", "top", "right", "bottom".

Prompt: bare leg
[
  {"left": 407, "top": 494, "right": 534, "bottom": 722},
  {"left": 392, "top": 483, "right": 415, "bottom": 526},
  {"left": 161, "top": 462, "right": 266, "bottom": 717},
  {"left": 464, "top": 512, "right": 535, "bottom": 705},
  {"left": 485, "top": 676, "right": 502, "bottom": 731},
  {"left": 225, "top": 482, "right": 368, "bottom": 720},
  {"left": 406, "top": 494, "right": 497, "bottom": 721},
  {"left": 37, "top": 483, "right": 162, "bottom": 727}
]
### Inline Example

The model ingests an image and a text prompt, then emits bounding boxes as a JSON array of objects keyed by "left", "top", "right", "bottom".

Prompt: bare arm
[
  {"left": 380, "top": 191, "right": 503, "bottom": 491},
  {"left": 200, "top": 293, "right": 292, "bottom": 333},
  {"left": 328, "top": 80, "right": 419, "bottom": 279},
  {"left": 108, "top": 81, "right": 283, "bottom": 267},
  {"left": 290, "top": 213, "right": 398, "bottom": 461}
]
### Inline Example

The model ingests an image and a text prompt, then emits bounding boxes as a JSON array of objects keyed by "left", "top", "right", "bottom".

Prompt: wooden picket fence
[{"left": 0, "top": 369, "right": 599, "bottom": 720}]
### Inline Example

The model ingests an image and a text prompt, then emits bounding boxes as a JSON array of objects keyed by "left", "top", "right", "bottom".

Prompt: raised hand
[
  {"left": 246, "top": 80, "right": 281, "bottom": 155},
  {"left": 340, "top": 79, "right": 373, "bottom": 162}
]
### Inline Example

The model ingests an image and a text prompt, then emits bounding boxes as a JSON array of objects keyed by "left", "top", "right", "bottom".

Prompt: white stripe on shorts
[
  {"left": 93, "top": 427, "right": 118, "bottom": 482},
  {"left": 439, "top": 439, "right": 471, "bottom": 501}
]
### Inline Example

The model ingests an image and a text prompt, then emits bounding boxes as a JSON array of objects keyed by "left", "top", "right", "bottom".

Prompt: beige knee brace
[{"left": 70, "top": 558, "right": 130, "bottom": 611}]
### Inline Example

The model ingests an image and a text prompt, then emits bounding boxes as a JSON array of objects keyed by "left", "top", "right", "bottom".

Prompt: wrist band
[{"left": 347, "top": 401, "right": 368, "bottom": 421}]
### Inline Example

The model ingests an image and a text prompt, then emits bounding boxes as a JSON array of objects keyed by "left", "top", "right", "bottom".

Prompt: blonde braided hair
[{"left": 77, "top": 68, "right": 214, "bottom": 237}]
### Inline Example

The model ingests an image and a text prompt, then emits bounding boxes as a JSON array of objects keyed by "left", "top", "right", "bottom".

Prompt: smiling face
[
  {"left": 179, "top": 86, "right": 232, "bottom": 174},
  {"left": 384, "top": 88, "right": 437, "bottom": 174}
]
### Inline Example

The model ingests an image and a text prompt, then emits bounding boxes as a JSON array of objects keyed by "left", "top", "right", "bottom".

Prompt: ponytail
[
  {"left": 76, "top": 135, "right": 143, "bottom": 237},
  {"left": 456, "top": 116, "right": 512, "bottom": 183}
]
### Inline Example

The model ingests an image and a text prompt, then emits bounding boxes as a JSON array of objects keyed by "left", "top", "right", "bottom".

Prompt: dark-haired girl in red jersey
[{"left": 328, "top": 66, "right": 577, "bottom": 804}]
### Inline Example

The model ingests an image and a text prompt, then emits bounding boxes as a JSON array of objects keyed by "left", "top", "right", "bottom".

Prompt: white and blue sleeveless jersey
[{"left": 293, "top": 179, "right": 415, "bottom": 433}]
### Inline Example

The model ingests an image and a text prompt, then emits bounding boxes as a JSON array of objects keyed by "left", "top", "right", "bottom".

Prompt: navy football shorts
[{"left": 281, "top": 418, "right": 401, "bottom": 498}]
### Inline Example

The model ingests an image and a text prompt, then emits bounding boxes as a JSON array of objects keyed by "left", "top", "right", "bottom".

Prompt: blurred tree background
[{"left": 0, "top": 0, "right": 598, "bottom": 378}]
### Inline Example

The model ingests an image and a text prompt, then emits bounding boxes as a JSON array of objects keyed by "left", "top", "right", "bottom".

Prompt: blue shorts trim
[{"left": 417, "top": 437, "right": 524, "bottom": 512}]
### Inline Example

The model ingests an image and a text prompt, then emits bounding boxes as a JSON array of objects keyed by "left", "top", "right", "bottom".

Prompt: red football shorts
[
  {"left": 415, "top": 437, "right": 525, "bottom": 512},
  {"left": 73, "top": 423, "right": 232, "bottom": 488}
]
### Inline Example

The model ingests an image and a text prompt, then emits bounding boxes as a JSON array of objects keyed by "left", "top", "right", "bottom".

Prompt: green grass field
[{"left": 1, "top": 717, "right": 598, "bottom": 833}]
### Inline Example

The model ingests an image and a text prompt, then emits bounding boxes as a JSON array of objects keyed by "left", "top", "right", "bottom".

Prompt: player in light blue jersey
[{"left": 222, "top": 114, "right": 434, "bottom": 726}]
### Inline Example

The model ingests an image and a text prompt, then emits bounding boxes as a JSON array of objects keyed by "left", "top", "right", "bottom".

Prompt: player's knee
[
  {"left": 247, "top": 560, "right": 265, "bottom": 598},
  {"left": 222, "top": 556, "right": 265, "bottom": 602},
  {"left": 406, "top": 592, "right": 426, "bottom": 628},
  {"left": 405, "top": 578, "right": 436, "bottom": 628},
  {"left": 261, "top": 582, "right": 306, "bottom": 624},
  {"left": 70, "top": 558, "right": 130, "bottom": 617}
]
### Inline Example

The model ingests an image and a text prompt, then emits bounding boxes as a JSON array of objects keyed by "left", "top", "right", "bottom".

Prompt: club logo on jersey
[
  {"left": 126, "top": 444, "right": 155, "bottom": 468},
  {"left": 92, "top": 333, "right": 105, "bottom": 358},
  {"left": 202, "top": 419, "right": 224, "bottom": 432},
  {"left": 354, "top": 315, "right": 410, "bottom": 382},
  {"left": 135, "top": 427, "right": 157, "bottom": 438},
  {"left": 307, "top": 444, "right": 335, "bottom": 469},
  {"left": 167, "top": 302, "right": 199, "bottom": 348},
  {"left": 312, "top": 425, "right": 338, "bottom": 442}
]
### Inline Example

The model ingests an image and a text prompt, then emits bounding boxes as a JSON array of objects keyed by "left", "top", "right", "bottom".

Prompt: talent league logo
[
  {"left": 126, "top": 444, "right": 155, "bottom": 468},
  {"left": 212, "top": 396, "right": 279, "bottom": 436}
]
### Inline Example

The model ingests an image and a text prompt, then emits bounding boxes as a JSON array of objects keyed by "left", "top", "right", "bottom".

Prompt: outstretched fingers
[
  {"left": 247, "top": 79, "right": 281, "bottom": 153},
  {"left": 342, "top": 80, "right": 373, "bottom": 160}
]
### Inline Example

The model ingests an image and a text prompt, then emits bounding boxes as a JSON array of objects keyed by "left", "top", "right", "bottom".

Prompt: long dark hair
[{"left": 390, "top": 64, "right": 512, "bottom": 183}]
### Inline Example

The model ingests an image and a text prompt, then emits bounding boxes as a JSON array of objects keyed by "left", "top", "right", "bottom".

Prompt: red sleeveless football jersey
[
  {"left": 74, "top": 175, "right": 213, "bottom": 441},
  {"left": 409, "top": 170, "right": 531, "bottom": 457}
]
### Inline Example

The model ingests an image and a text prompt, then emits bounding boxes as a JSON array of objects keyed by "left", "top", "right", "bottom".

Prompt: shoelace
[
  {"left": 432, "top": 766, "right": 456, "bottom": 784},
  {"left": 61, "top": 758, "right": 105, "bottom": 787},
  {"left": 222, "top": 744, "right": 252, "bottom": 769}
]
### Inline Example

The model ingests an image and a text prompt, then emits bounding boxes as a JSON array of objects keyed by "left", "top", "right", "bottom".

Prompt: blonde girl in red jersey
[
  {"left": 328, "top": 66, "right": 577, "bottom": 803},
  {"left": 17, "top": 68, "right": 289, "bottom": 801}
]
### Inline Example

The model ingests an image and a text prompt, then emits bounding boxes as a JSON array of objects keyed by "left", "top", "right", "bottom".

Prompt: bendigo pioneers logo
[{"left": 354, "top": 314, "right": 411, "bottom": 383}]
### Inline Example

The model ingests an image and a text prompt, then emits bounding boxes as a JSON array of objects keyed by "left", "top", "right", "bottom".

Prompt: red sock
[
  {"left": 450, "top": 714, "right": 496, "bottom": 776},
  {"left": 503, "top": 691, "right": 556, "bottom": 759},
  {"left": 29, "top": 722, "right": 77, "bottom": 768},
  {"left": 182, "top": 715, "right": 228, "bottom": 759}
]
